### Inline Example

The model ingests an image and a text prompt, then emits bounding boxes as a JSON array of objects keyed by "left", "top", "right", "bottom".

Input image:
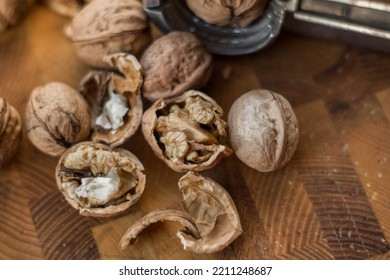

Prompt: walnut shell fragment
[
  {"left": 80, "top": 53, "right": 143, "bottom": 147},
  {"left": 0, "top": 0, "right": 35, "bottom": 31},
  {"left": 71, "top": 0, "right": 151, "bottom": 68},
  {"left": 45, "top": 0, "right": 93, "bottom": 17},
  {"left": 228, "top": 89, "right": 299, "bottom": 172},
  {"left": 142, "top": 90, "right": 232, "bottom": 172},
  {"left": 119, "top": 172, "right": 242, "bottom": 254},
  {"left": 186, "top": 0, "right": 267, "bottom": 27},
  {"left": 0, "top": 98, "right": 23, "bottom": 168},
  {"left": 25, "top": 82, "right": 91, "bottom": 157},
  {"left": 140, "top": 31, "right": 213, "bottom": 102},
  {"left": 55, "top": 141, "right": 146, "bottom": 217}
]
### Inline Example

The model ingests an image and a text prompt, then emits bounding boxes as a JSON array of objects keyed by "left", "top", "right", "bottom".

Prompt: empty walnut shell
[
  {"left": 186, "top": 0, "right": 267, "bottom": 27},
  {"left": 71, "top": 0, "right": 151, "bottom": 68},
  {"left": 140, "top": 31, "right": 213, "bottom": 102},
  {"left": 0, "top": 98, "right": 23, "bottom": 168},
  {"left": 80, "top": 53, "right": 143, "bottom": 147},
  {"left": 45, "top": 0, "right": 93, "bottom": 17},
  {"left": 55, "top": 141, "right": 146, "bottom": 217},
  {"left": 228, "top": 89, "right": 299, "bottom": 172},
  {"left": 119, "top": 171, "right": 242, "bottom": 254},
  {"left": 142, "top": 90, "right": 232, "bottom": 172},
  {"left": 0, "top": 0, "right": 35, "bottom": 31},
  {"left": 25, "top": 82, "right": 91, "bottom": 157}
]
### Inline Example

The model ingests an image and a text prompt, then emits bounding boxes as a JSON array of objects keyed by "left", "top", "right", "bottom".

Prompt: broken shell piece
[
  {"left": 45, "top": 0, "right": 93, "bottom": 17},
  {"left": 142, "top": 90, "right": 232, "bottom": 172},
  {"left": 81, "top": 53, "right": 143, "bottom": 147},
  {"left": 119, "top": 172, "right": 242, "bottom": 254},
  {"left": 55, "top": 141, "right": 146, "bottom": 217}
]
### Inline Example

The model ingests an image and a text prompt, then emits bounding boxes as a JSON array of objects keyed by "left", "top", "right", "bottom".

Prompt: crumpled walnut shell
[
  {"left": 45, "top": 0, "right": 93, "bottom": 17},
  {"left": 142, "top": 90, "right": 232, "bottom": 172},
  {"left": 0, "top": 0, "right": 35, "bottom": 31},
  {"left": 228, "top": 89, "right": 299, "bottom": 172},
  {"left": 71, "top": 0, "right": 151, "bottom": 68},
  {"left": 80, "top": 53, "right": 143, "bottom": 147},
  {"left": 25, "top": 82, "right": 91, "bottom": 157},
  {"left": 119, "top": 171, "right": 242, "bottom": 254},
  {"left": 0, "top": 98, "right": 23, "bottom": 168},
  {"left": 140, "top": 31, "right": 213, "bottom": 102},
  {"left": 186, "top": 0, "right": 267, "bottom": 27},
  {"left": 55, "top": 141, "right": 146, "bottom": 217}
]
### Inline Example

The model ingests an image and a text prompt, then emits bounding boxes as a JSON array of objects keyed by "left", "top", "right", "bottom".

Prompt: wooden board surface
[{"left": 1, "top": 4, "right": 390, "bottom": 260}]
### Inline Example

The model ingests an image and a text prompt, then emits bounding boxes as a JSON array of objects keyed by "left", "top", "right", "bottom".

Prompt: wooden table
[{"left": 1, "top": 4, "right": 390, "bottom": 260}]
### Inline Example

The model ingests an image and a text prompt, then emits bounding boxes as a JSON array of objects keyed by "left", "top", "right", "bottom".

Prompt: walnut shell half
[
  {"left": 55, "top": 141, "right": 146, "bottom": 217},
  {"left": 0, "top": 0, "right": 34, "bottom": 31},
  {"left": 142, "top": 90, "right": 232, "bottom": 172},
  {"left": 80, "top": 53, "right": 143, "bottom": 147},
  {"left": 0, "top": 98, "right": 23, "bottom": 168},
  {"left": 119, "top": 172, "right": 242, "bottom": 254}
]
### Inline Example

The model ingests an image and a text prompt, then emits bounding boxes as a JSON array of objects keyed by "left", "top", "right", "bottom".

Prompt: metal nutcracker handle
[{"left": 143, "top": 0, "right": 288, "bottom": 55}]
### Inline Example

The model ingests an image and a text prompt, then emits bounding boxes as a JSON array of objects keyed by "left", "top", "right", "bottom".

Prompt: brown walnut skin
[
  {"left": 0, "top": 98, "right": 23, "bottom": 168},
  {"left": 228, "top": 89, "right": 299, "bottom": 172},
  {"left": 0, "top": 0, "right": 35, "bottom": 31},
  {"left": 186, "top": 0, "right": 268, "bottom": 27},
  {"left": 25, "top": 82, "right": 91, "bottom": 157},
  {"left": 55, "top": 141, "right": 146, "bottom": 217},
  {"left": 142, "top": 90, "right": 232, "bottom": 172},
  {"left": 80, "top": 53, "right": 143, "bottom": 147},
  {"left": 140, "top": 31, "right": 213, "bottom": 102},
  {"left": 71, "top": 0, "right": 151, "bottom": 68},
  {"left": 45, "top": 0, "right": 93, "bottom": 17}
]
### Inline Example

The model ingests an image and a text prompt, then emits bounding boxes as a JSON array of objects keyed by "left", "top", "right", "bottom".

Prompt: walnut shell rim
[{"left": 55, "top": 141, "right": 146, "bottom": 217}]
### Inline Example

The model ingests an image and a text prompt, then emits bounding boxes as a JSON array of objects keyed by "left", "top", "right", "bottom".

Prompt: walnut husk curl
[
  {"left": 44, "top": 0, "right": 93, "bottom": 17},
  {"left": 140, "top": 31, "right": 213, "bottom": 102},
  {"left": 120, "top": 171, "right": 242, "bottom": 254},
  {"left": 0, "top": 98, "right": 23, "bottom": 168},
  {"left": 228, "top": 89, "right": 299, "bottom": 172},
  {"left": 142, "top": 90, "right": 232, "bottom": 172},
  {"left": 0, "top": 0, "right": 35, "bottom": 31},
  {"left": 70, "top": 0, "right": 151, "bottom": 68},
  {"left": 186, "top": 0, "right": 268, "bottom": 27},
  {"left": 55, "top": 141, "right": 146, "bottom": 217},
  {"left": 25, "top": 82, "right": 91, "bottom": 157},
  {"left": 81, "top": 53, "right": 143, "bottom": 147}
]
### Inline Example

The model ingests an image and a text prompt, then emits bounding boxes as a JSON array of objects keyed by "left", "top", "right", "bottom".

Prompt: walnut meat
[
  {"left": 55, "top": 141, "right": 146, "bottom": 217},
  {"left": 119, "top": 172, "right": 242, "bottom": 254},
  {"left": 80, "top": 53, "right": 143, "bottom": 147},
  {"left": 140, "top": 31, "right": 213, "bottom": 102},
  {"left": 228, "top": 89, "right": 299, "bottom": 172},
  {"left": 186, "top": 0, "right": 267, "bottom": 27},
  {"left": 142, "top": 90, "right": 232, "bottom": 172},
  {"left": 45, "top": 0, "right": 93, "bottom": 17},
  {"left": 0, "top": 98, "right": 22, "bottom": 168},
  {"left": 71, "top": 0, "right": 151, "bottom": 68},
  {"left": 25, "top": 82, "right": 91, "bottom": 157},
  {"left": 0, "top": 0, "right": 34, "bottom": 31}
]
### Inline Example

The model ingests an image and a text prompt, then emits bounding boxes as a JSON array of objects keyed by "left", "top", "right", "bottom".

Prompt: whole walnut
[
  {"left": 45, "top": 0, "right": 93, "bottom": 17},
  {"left": 186, "top": 0, "right": 268, "bottom": 27},
  {"left": 0, "top": 0, "right": 35, "bottom": 31},
  {"left": 70, "top": 0, "right": 151, "bottom": 68},
  {"left": 25, "top": 82, "right": 91, "bottom": 157},
  {"left": 228, "top": 89, "right": 299, "bottom": 172},
  {"left": 0, "top": 98, "right": 23, "bottom": 168},
  {"left": 140, "top": 31, "right": 213, "bottom": 102}
]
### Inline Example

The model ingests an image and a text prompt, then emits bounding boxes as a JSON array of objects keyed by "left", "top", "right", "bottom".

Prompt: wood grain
[{"left": 0, "top": 4, "right": 390, "bottom": 260}]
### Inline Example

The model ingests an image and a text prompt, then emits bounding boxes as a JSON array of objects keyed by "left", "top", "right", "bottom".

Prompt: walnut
[
  {"left": 44, "top": 0, "right": 93, "bottom": 17},
  {"left": 228, "top": 89, "right": 299, "bottom": 172},
  {"left": 119, "top": 172, "right": 242, "bottom": 254},
  {"left": 55, "top": 141, "right": 146, "bottom": 217},
  {"left": 142, "top": 90, "right": 232, "bottom": 172},
  {"left": 140, "top": 31, "right": 213, "bottom": 102},
  {"left": 70, "top": 0, "right": 151, "bottom": 68},
  {"left": 0, "top": 0, "right": 34, "bottom": 31},
  {"left": 186, "top": 0, "right": 268, "bottom": 27},
  {"left": 80, "top": 53, "right": 143, "bottom": 147},
  {"left": 0, "top": 98, "right": 23, "bottom": 168},
  {"left": 25, "top": 82, "right": 91, "bottom": 157}
]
